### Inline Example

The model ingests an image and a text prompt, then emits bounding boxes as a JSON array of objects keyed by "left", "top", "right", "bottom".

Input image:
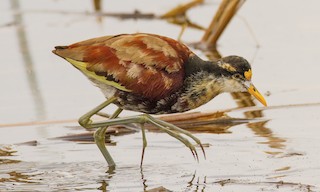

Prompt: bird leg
[
  {"left": 140, "top": 123, "right": 147, "bottom": 167},
  {"left": 93, "top": 108, "right": 123, "bottom": 167},
  {"left": 78, "top": 97, "right": 123, "bottom": 167},
  {"left": 95, "top": 112, "right": 111, "bottom": 119},
  {"left": 87, "top": 113, "right": 205, "bottom": 165},
  {"left": 78, "top": 97, "right": 117, "bottom": 129}
]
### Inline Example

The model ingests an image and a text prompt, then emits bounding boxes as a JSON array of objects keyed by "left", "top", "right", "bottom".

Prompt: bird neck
[
  {"left": 184, "top": 54, "right": 221, "bottom": 77},
  {"left": 172, "top": 70, "right": 224, "bottom": 112},
  {"left": 185, "top": 55, "right": 244, "bottom": 93},
  {"left": 189, "top": 70, "right": 223, "bottom": 95},
  {"left": 172, "top": 55, "right": 242, "bottom": 112}
]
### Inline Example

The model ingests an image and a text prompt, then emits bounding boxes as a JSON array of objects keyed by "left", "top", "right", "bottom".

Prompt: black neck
[{"left": 185, "top": 55, "right": 222, "bottom": 78}]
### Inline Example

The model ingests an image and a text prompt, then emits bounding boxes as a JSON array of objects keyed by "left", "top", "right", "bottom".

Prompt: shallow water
[{"left": 1, "top": 0, "right": 320, "bottom": 191}]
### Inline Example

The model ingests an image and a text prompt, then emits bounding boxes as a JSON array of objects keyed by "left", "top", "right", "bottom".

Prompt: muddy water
[{"left": 1, "top": 0, "right": 320, "bottom": 191}]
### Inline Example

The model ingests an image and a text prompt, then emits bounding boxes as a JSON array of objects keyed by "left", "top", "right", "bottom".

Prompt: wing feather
[{"left": 53, "top": 33, "right": 191, "bottom": 100}]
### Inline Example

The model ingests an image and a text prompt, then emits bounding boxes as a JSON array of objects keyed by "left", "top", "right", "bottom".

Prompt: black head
[
  {"left": 216, "top": 55, "right": 267, "bottom": 106},
  {"left": 217, "top": 55, "right": 251, "bottom": 80}
]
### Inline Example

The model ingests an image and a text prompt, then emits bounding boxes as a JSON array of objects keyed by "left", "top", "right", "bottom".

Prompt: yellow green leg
[
  {"left": 95, "top": 112, "right": 111, "bottom": 119},
  {"left": 86, "top": 113, "right": 205, "bottom": 164},
  {"left": 79, "top": 97, "right": 205, "bottom": 167},
  {"left": 78, "top": 97, "right": 123, "bottom": 167},
  {"left": 93, "top": 108, "right": 123, "bottom": 167},
  {"left": 78, "top": 97, "right": 117, "bottom": 129}
]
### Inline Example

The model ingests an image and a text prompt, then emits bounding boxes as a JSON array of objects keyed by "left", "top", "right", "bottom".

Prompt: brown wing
[{"left": 53, "top": 33, "right": 192, "bottom": 100}]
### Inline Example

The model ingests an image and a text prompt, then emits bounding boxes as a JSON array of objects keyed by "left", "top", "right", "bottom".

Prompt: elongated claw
[
  {"left": 148, "top": 119, "right": 199, "bottom": 160},
  {"left": 200, "top": 144, "right": 206, "bottom": 159},
  {"left": 194, "top": 148, "right": 199, "bottom": 162},
  {"left": 163, "top": 129, "right": 197, "bottom": 156},
  {"left": 189, "top": 148, "right": 196, "bottom": 160},
  {"left": 150, "top": 117, "right": 206, "bottom": 159}
]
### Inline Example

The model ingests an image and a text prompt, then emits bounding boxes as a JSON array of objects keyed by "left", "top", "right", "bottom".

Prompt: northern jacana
[{"left": 53, "top": 33, "right": 266, "bottom": 167}]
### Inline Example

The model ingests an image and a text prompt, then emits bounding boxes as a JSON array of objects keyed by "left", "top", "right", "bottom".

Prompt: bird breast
[{"left": 172, "top": 72, "right": 222, "bottom": 112}]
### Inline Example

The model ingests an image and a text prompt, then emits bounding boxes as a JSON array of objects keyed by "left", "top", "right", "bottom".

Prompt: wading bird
[{"left": 53, "top": 33, "right": 266, "bottom": 167}]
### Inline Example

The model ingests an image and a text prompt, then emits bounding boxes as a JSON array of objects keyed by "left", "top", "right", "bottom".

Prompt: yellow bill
[{"left": 247, "top": 84, "right": 267, "bottom": 106}]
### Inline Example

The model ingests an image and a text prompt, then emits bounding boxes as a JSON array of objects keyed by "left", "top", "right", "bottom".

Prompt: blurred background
[{"left": 1, "top": 0, "right": 320, "bottom": 191}]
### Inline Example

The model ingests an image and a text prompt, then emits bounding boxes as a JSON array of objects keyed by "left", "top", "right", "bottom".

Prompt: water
[{"left": 1, "top": 0, "right": 320, "bottom": 191}]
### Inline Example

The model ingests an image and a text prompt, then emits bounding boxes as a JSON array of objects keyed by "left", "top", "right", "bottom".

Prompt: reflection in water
[
  {"left": 0, "top": 149, "right": 21, "bottom": 164},
  {"left": 0, "top": 159, "right": 21, "bottom": 165},
  {"left": 140, "top": 167, "right": 148, "bottom": 191},
  {"left": 186, "top": 172, "right": 207, "bottom": 191},
  {"left": 97, "top": 166, "right": 115, "bottom": 191},
  {"left": 93, "top": 0, "right": 103, "bottom": 22},
  {"left": 248, "top": 120, "right": 286, "bottom": 150},
  {"left": 196, "top": 0, "right": 287, "bottom": 153},
  {"left": 2, "top": 0, "right": 319, "bottom": 191},
  {"left": 11, "top": 0, "right": 46, "bottom": 121},
  {"left": 0, "top": 145, "right": 16, "bottom": 157},
  {"left": 236, "top": 94, "right": 287, "bottom": 151},
  {"left": 230, "top": 90, "right": 286, "bottom": 150},
  {"left": 9, "top": 171, "right": 29, "bottom": 183},
  {"left": 140, "top": 168, "right": 207, "bottom": 192},
  {"left": 207, "top": 179, "right": 313, "bottom": 191},
  {"left": 106, "top": 165, "right": 116, "bottom": 175},
  {"left": 97, "top": 180, "right": 108, "bottom": 192},
  {"left": 0, "top": 171, "right": 34, "bottom": 183},
  {"left": 93, "top": 0, "right": 102, "bottom": 12}
]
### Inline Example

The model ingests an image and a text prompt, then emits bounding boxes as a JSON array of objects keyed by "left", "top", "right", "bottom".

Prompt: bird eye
[{"left": 233, "top": 74, "right": 242, "bottom": 79}]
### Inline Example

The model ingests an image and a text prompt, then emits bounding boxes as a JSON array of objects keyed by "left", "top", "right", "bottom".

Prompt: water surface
[{"left": 1, "top": 0, "right": 320, "bottom": 191}]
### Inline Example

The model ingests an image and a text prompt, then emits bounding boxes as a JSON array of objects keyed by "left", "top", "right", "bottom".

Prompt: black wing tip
[
  {"left": 54, "top": 46, "right": 68, "bottom": 50},
  {"left": 52, "top": 46, "right": 68, "bottom": 56}
]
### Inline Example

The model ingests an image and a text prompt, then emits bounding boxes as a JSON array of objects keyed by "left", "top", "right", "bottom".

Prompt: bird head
[{"left": 216, "top": 56, "right": 267, "bottom": 106}]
